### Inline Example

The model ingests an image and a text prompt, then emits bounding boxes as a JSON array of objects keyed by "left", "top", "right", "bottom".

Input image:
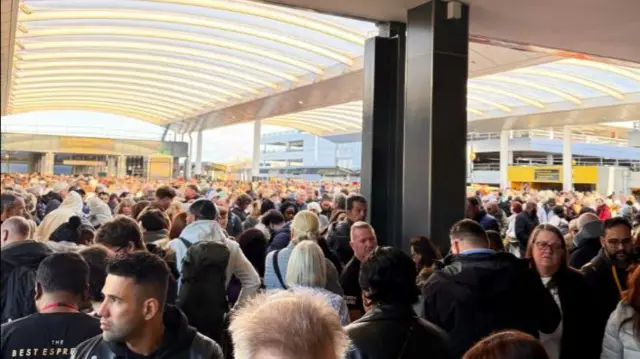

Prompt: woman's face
[
  {"left": 121, "top": 205, "right": 132, "bottom": 216},
  {"left": 532, "top": 230, "right": 564, "bottom": 276},
  {"left": 218, "top": 211, "right": 228, "bottom": 229},
  {"left": 284, "top": 208, "right": 296, "bottom": 222},
  {"left": 410, "top": 246, "right": 422, "bottom": 267}
]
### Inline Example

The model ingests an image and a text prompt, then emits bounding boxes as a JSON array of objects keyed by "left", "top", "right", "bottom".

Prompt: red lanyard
[{"left": 40, "top": 302, "right": 79, "bottom": 313}]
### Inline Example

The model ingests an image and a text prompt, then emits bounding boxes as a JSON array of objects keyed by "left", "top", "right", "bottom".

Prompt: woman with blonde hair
[
  {"left": 264, "top": 210, "right": 343, "bottom": 295},
  {"left": 287, "top": 240, "right": 349, "bottom": 325},
  {"left": 114, "top": 197, "right": 136, "bottom": 217}
]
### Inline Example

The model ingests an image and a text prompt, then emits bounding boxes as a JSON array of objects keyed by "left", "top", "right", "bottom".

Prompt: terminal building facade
[{"left": 259, "top": 127, "right": 640, "bottom": 195}]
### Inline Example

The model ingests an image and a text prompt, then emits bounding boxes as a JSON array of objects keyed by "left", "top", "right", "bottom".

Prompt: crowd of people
[{"left": 0, "top": 172, "right": 639, "bottom": 359}]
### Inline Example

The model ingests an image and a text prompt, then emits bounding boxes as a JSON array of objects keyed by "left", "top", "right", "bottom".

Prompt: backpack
[{"left": 177, "top": 237, "right": 230, "bottom": 342}]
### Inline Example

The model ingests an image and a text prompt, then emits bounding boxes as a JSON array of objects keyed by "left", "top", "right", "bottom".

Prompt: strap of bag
[
  {"left": 397, "top": 322, "right": 415, "bottom": 359},
  {"left": 179, "top": 237, "right": 192, "bottom": 249},
  {"left": 272, "top": 249, "right": 288, "bottom": 289}
]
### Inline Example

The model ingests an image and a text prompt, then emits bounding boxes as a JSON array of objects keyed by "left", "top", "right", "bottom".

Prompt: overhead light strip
[
  {"left": 485, "top": 76, "right": 583, "bottom": 104},
  {"left": 20, "top": 10, "right": 351, "bottom": 67},
  {"left": 13, "top": 75, "right": 226, "bottom": 102},
  {"left": 560, "top": 59, "right": 640, "bottom": 82},
  {"left": 466, "top": 95, "right": 512, "bottom": 112},
  {"left": 18, "top": 52, "right": 277, "bottom": 88},
  {"left": 15, "top": 67, "right": 249, "bottom": 98},
  {"left": 468, "top": 84, "right": 546, "bottom": 108},
  {"left": 12, "top": 82, "right": 216, "bottom": 104},
  {"left": 18, "top": 40, "right": 298, "bottom": 82},
  {"left": 11, "top": 97, "right": 183, "bottom": 118},
  {"left": 13, "top": 91, "right": 196, "bottom": 113},
  {"left": 20, "top": 26, "right": 339, "bottom": 72},
  {"left": 513, "top": 68, "right": 625, "bottom": 100}
]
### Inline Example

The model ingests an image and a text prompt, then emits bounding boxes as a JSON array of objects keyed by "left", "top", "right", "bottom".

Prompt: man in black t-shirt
[
  {"left": 1, "top": 252, "right": 101, "bottom": 358},
  {"left": 340, "top": 222, "right": 378, "bottom": 321}
]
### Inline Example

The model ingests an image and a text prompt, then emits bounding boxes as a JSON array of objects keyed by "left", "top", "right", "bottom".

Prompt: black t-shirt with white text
[
  {"left": 1, "top": 312, "right": 101, "bottom": 359},
  {"left": 340, "top": 257, "right": 363, "bottom": 313}
]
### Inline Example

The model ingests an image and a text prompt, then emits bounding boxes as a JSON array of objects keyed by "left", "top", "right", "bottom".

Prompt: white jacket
[
  {"left": 601, "top": 301, "right": 640, "bottom": 359},
  {"left": 168, "top": 220, "right": 261, "bottom": 306},
  {"left": 35, "top": 191, "right": 85, "bottom": 241}
]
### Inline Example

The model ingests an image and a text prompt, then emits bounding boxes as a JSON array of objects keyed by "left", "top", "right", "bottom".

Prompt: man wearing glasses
[{"left": 582, "top": 217, "right": 635, "bottom": 345}]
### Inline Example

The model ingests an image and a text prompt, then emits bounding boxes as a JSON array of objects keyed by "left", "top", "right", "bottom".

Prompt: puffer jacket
[
  {"left": 601, "top": 301, "right": 640, "bottom": 359},
  {"left": 72, "top": 305, "right": 224, "bottom": 359}
]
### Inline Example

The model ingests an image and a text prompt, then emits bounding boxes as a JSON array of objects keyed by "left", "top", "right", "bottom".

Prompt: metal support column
[
  {"left": 43, "top": 152, "right": 55, "bottom": 175},
  {"left": 185, "top": 133, "right": 192, "bottom": 180},
  {"left": 403, "top": 0, "right": 469, "bottom": 253},
  {"left": 194, "top": 130, "right": 203, "bottom": 176},
  {"left": 117, "top": 155, "right": 127, "bottom": 178},
  {"left": 500, "top": 131, "right": 509, "bottom": 189},
  {"left": 563, "top": 126, "right": 572, "bottom": 191},
  {"left": 252, "top": 120, "right": 261, "bottom": 178},
  {"left": 361, "top": 22, "right": 406, "bottom": 249}
]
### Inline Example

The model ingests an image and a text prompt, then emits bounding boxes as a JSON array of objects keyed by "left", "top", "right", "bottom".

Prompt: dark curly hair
[{"left": 359, "top": 246, "right": 420, "bottom": 306}]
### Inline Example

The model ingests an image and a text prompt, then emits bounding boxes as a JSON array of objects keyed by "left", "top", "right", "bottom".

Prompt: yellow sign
[
  {"left": 63, "top": 160, "right": 106, "bottom": 166},
  {"left": 508, "top": 166, "right": 598, "bottom": 184},
  {"left": 148, "top": 156, "right": 173, "bottom": 179},
  {"left": 60, "top": 137, "right": 115, "bottom": 154}
]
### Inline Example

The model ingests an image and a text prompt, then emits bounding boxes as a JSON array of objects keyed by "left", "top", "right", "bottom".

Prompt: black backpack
[{"left": 177, "top": 237, "right": 230, "bottom": 342}]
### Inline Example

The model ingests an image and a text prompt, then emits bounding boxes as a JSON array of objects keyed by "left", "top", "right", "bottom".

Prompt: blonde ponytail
[{"left": 291, "top": 210, "right": 320, "bottom": 245}]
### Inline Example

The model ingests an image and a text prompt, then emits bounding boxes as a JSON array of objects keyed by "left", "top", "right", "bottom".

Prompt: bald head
[
  {"left": 577, "top": 212, "right": 599, "bottom": 230},
  {"left": 1, "top": 216, "right": 31, "bottom": 247}
]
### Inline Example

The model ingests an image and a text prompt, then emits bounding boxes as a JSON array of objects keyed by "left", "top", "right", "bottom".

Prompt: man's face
[
  {"left": 155, "top": 197, "right": 172, "bottom": 210},
  {"left": 350, "top": 227, "right": 377, "bottom": 262},
  {"left": 98, "top": 275, "right": 145, "bottom": 342},
  {"left": 321, "top": 200, "right": 331, "bottom": 211},
  {"left": 465, "top": 202, "right": 478, "bottom": 219},
  {"left": 4, "top": 198, "right": 26, "bottom": 220},
  {"left": 296, "top": 192, "right": 306, "bottom": 204},
  {"left": 185, "top": 187, "right": 196, "bottom": 199},
  {"left": 100, "top": 194, "right": 109, "bottom": 203},
  {"left": 347, "top": 201, "right": 367, "bottom": 222},
  {"left": 601, "top": 224, "right": 633, "bottom": 266}
]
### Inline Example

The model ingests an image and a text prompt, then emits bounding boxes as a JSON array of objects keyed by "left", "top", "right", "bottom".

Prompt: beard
[
  {"left": 609, "top": 250, "right": 630, "bottom": 269},
  {"left": 101, "top": 320, "right": 135, "bottom": 343}
]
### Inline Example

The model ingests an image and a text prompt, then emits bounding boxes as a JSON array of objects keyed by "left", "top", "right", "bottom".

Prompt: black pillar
[
  {"left": 361, "top": 23, "right": 406, "bottom": 249},
  {"left": 403, "top": 1, "right": 469, "bottom": 253}
]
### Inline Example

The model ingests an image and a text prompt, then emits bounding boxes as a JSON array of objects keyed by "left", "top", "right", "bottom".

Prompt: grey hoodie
[{"left": 573, "top": 220, "right": 603, "bottom": 248}]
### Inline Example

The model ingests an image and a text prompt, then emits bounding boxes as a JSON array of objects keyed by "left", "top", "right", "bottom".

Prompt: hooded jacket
[
  {"left": 1, "top": 240, "right": 52, "bottom": 323},
  {"left": 601, "top": 301, "right": 640, "bottom": 359},
  {"left": 72, "top": 305, "right": 223, "bottom": 359},
  {"left": 87, "top": 196, "right": 112, "bottom": 228},
  {"left": 267, "top": 221, "right": 291, "bottom": 253},
  {"left": 422, "top": 251, "right": 561, "bottom": 357},
  {"left": 35, "top": 191, "right": 88, "bottom": 241},
  {"left": 568, "top": 220, "right": 602, "bottom": 269},
  {"left": 168, "top": 220, "right": 260, "bottom": 305}
]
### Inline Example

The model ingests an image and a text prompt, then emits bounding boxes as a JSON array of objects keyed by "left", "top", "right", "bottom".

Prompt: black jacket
[
  {"left": 548, "top": 267, "right": 601, "bottom": 359},
  {"left": 1, "top": 240, "right": 52, "bottom": 323},
  {"left": 231, "top": 206, "right": 248, "bottom": 223},
  {"left": 473, "top": 211, "right": 500, "bottom": 233},
  {"left": 326, "top": 220, "right": 353, "bottom": 265},
  {"left": 226, "top": 212, "right": 243, "bottom": 238},
  {"left": 73, "top": 305, "right": 223, "bottom": 359},
  {"left": 515, "top": 211, "right": 539, "bottom": 251},
  {"left": 568, "top": 220, "right": 603, "bottom": 269},
  {"left": 346, "top": 305, "right": 454, "bottom": 359},
  {"left": 582, "top": 249, "right": 630, "bottom": 350},
  {"left": 43, "top": 192, "right": 63, "bottom": 217},
  {"left": 422, "top": 252, "right": 561, "bottom": 357}
]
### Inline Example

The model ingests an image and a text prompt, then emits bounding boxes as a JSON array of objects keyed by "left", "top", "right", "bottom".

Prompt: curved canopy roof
[
  {"left": 263, "top": 58, "right": 640, "bottom": 136},
  {"left": 5, "top": 0, "right": 375, "bottom": 124}
]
